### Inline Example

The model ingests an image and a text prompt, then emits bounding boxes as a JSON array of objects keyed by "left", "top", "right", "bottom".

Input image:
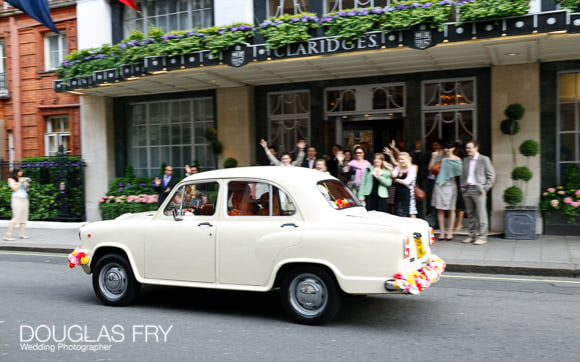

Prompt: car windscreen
[{"left": 317, "top": 180, "right": 362, "bottom": 210}]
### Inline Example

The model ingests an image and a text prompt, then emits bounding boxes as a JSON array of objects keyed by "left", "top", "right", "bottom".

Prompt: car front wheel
[
  {"left": 92, "top": 254, "right": 140, "bottom": 306},
  {"left": 280, "top": 266, "right": 342, "bottom": 325}
]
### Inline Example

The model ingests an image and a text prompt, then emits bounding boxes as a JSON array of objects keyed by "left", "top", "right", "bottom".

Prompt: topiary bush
[
  {"left": 503, "top": 186, "right": 523, "bottom": 206},
  {"left": 500, "top": 104, "right": 540, "bottom": 207},
  {"left": 223, "top": 157, "right": 238, "bottom": 168},
  {"left": 500, "top": 119, "right": 520, "bottom": 135},
  {"left": 511, "top": 166, "right": 532, "bottom": 182},
  {"left": 519, "top": 139, "right": 539, "bottom": 157}
]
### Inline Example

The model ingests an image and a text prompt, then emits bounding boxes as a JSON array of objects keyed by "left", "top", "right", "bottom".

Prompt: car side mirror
[{"left": 172, "top": 208, "right": 183, "bottom": 221}]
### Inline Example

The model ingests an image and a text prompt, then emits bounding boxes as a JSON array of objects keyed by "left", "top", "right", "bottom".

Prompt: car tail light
[{"left": 429, "top": 227, "right": 436, "bottom": 245}]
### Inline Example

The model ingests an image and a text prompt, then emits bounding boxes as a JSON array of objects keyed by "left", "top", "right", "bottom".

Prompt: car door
[
  {"left": 218, "top": 180, "right": 302, "bottom": 286},
  {"left": 144, "top": 181, "right": 219, "bottom": 283}
]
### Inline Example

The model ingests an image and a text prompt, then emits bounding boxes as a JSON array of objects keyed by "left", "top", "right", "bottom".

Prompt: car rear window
[{"left": 317, "top": 180, "right": 362, "bottom": 210}]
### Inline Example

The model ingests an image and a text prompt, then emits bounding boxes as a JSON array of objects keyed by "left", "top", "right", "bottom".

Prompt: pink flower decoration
[
  {"left": 564, "top": 197, "right": 573, "bottom": 204},
  {"left": 547, "top": 188, "right": 556, "bottom": 192},
  {"left": 576, "top": 189, "right": 580, "bottom": 196},
  {"left": 550, "top": 199, "right": 559, "bottom": 208}
]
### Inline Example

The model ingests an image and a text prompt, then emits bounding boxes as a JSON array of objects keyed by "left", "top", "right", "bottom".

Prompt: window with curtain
[
  {"left": 45, "top": 115, "right": 71, "bottom": 156},
  {"left": 44, "top": 32, "right": 67, "bottom": 71},
  {"left": 127, "top": 97, "right": 216, "bottom": 176},
  {"left": 267, "top": 91, "right": 310, "bottom": 154},
  {"left": 267, "top": 0, "right": 310, "bottom": 17},
  {"left": 0, "top": 40, "right": 7, "bottom": 96},
  {"left": 422, "top": 78, "right": 476, "bottom": 146},
  {"left": 123, "top": 0, "right": 213, "bottom": 36},
  {"left": 558, "top": 72, "right": 580, "bottom": 181}
]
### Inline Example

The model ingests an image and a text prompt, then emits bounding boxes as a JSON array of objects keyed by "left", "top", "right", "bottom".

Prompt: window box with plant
[
  {"left": 540, "top": 165, "right": 580, "bottom": 236},
  {"left": 98, "top": 166, "right": 158, "bottom": 220},
  {"left": 500, "top": 104, "right": 540, "bottom": 239}
]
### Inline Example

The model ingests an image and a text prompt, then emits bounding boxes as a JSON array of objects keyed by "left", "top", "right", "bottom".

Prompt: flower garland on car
[
  {"left": 67, "top": 248, "right": 90, "bottom": 268},
  {"left": 391, "top": 256, "right": 446, "bottom": 294}
]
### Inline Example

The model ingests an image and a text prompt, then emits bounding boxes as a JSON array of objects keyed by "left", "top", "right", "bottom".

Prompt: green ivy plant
[
  {"left": 57, "top": 0, "right": 544, "bottom": 83},
  {"left": 559, "top": 0, "right": 580, "bottom": 11},
  {"left": 381, "top": 0, "right": 454, "bottom": 32},
  {"left": 322, "top": 7, "right": 385, "bottom": 42},
  {"left": 259, "top": 13, "right": 321, "bottom": 49},
  {"left": 0, "top": 183, "right": 59, "bottom": 221},
  {"left": 458, "top": 0, "right": 530, "bottom": 22},
  {"left": 201, "top": 23, "right": 256, "bottom": 54}
]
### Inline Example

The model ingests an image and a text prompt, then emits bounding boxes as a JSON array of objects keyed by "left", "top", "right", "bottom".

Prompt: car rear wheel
[
  {"left": 92, "top": 254, "right": 140, "bottom": 306},
  {"left": 280, "top": 266, "right": 341, "bottom": 325}
]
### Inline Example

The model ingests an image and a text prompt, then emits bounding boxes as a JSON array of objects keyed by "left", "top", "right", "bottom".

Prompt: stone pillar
[
  {"left": 214, "top": 0, "right": 254, "bottom": 25},
  {"left": 77, "top": 0, "right": 112, "bottom": 49},
  {"left": 491, "top": 63, "right": 542, "bottom": 233},
  {"left": 217, "top": 86, "right": 255, "bottom": 167},
  {"left": 81, "top": 95, "right": 114, "bottom": 221}
]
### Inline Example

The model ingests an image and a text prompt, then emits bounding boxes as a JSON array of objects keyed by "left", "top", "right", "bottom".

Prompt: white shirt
[{"left": 467, "top": 153, "right": 480, "bottom": 185}]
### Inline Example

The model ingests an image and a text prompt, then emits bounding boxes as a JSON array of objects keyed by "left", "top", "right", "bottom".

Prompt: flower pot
[
  {"left": 384, "top": 31, "right": 403, "bottom": 48},
  {"left": 536, "top": 10, "right": 568, "bottom": 33},
  {"left": 543, "top": 211, "right": 580, "bottom": 236},
  {"left": 505, "top": 15, "right": 534, "bottom": 36},
  {"left": 69, "top": 77, "right": 81, "bottom": 89},
  {"left": 92, "top": 68, "right": 118, "bottom": 84},
  {"left": 120, "top": 63, "right": 146, "bottom": 79},
  {"left": 165, "top": 55, "right": 184, "bottom": 70},
  {"left": 92, "top": 69, "right": 107, "bottom": 84},
  {"left": 201, "top": 51, "right": 221, "bottom": 66},
  {"left": 474, "top": 20, "right": 503, "bottom": 39},
  {"left": 144, "top": 56, "right": 165, "bottom": 72},
  {"left": 79, "top": 76, "right": 94, "bottom": 88},
  {"left": 504, "top": 207, "right": 537, "bottom": 240},
  {"left": 183, "top": 53, "right": 201, "bottom": 68},
  {"left": 53, "top": 79, "right": 67, "bottom": 92},
  {"left": 569, "top": 13, "right": 580, "bottom": 34},
  {"left": 446, "top": 23, "right": 474, "bottom": 42}
]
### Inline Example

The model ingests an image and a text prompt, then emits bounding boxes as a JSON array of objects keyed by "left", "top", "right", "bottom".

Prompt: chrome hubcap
[
  {"left": 99, "top": 263, "right": 128, "bottom": 301},
  {"left": 289, "top": 273, "right": 327, "bottom": 316}
]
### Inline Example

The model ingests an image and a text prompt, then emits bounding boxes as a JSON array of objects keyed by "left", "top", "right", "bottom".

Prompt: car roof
[{"left": 183, "top": 166, "right": 338, "bottom": 185}]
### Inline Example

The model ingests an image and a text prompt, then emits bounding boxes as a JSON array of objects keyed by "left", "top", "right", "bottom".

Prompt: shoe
[
  {"left": 473, "top": 239, "right": 488, "bottom": 245},
  {"left": 462, "top": 237, "right": 475, "bottom": 243},
  {"left": 2, "top": 236, "right": 17, "bottom": 241},
  {"left": 19, "top": 236, "right": 30, "bottom": 239},
  {"left": 445, "top": 238, "right": 453, "bottom": 241}
]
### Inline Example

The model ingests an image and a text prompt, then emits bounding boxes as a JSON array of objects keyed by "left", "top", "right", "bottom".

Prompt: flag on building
[
  {"left": 5, "top": 0, "right": 59, "bottom": 34},
  {"left": 117, "top": 0, "right": 140, "bottom": 11}
]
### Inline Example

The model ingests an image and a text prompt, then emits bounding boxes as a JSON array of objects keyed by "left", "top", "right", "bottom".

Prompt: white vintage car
[{"left": 74, "top": 166, "right": 444, "bottom": 324}]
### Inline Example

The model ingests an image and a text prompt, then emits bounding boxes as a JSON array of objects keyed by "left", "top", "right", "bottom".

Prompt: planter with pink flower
[{"left": 540, "top": 165, "right": 580, "bottom": 235}]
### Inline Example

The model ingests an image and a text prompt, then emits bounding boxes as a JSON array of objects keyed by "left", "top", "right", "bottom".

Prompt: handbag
[
  {"left": 430, "top": 160, "right": 442, "bottom": 175},
  {"left": 414, "top": 185, "right": 426, "bottom": 201}
]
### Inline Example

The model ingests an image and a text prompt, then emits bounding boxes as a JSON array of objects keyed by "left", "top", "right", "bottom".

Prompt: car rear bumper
[{"left": 384, "top": 255, "right": 446, "bottom": 295}]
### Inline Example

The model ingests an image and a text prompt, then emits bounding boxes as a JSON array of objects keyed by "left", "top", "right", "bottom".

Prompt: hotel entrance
[
  {"left": 325, "top": 83, "right": 406, "bottom": 153},
  {"left": 342, "top": 117, "right": 404, "bottom": 154}
]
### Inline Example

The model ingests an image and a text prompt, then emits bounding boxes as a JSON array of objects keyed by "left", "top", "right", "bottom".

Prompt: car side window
[
  {"left": 227, "top": 181, "right": 296, "bottom": 216},
  {"left": 164, "top": 182, "right": 219, "bottom": 216}
]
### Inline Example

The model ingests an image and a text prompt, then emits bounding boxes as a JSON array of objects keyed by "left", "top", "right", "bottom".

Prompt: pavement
[{"left": 0, "top": 221, "right": 579, "bottom": 278}]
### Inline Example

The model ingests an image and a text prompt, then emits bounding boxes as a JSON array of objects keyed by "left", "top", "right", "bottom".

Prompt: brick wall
[{"left": 0, "top": 4, "right": 80, "bottom": 160}]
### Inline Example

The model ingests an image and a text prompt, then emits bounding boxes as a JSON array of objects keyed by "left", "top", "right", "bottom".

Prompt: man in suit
[
  {"left": 301, "top": 146, "right": 318, "bottom": 169},
  {"left": 153, "top": 165, "right": 179, "bottom": 207},
  {"left": 460, "top": 140, "right": 496, "bottom": 245}
]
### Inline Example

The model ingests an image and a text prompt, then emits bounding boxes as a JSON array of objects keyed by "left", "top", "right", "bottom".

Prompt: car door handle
[
  {"left": 280, "top": 223, "right": 298, "bottom": 228},
  {"left": 197, "top": 222, "right": 213, "bottom": 227}
]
